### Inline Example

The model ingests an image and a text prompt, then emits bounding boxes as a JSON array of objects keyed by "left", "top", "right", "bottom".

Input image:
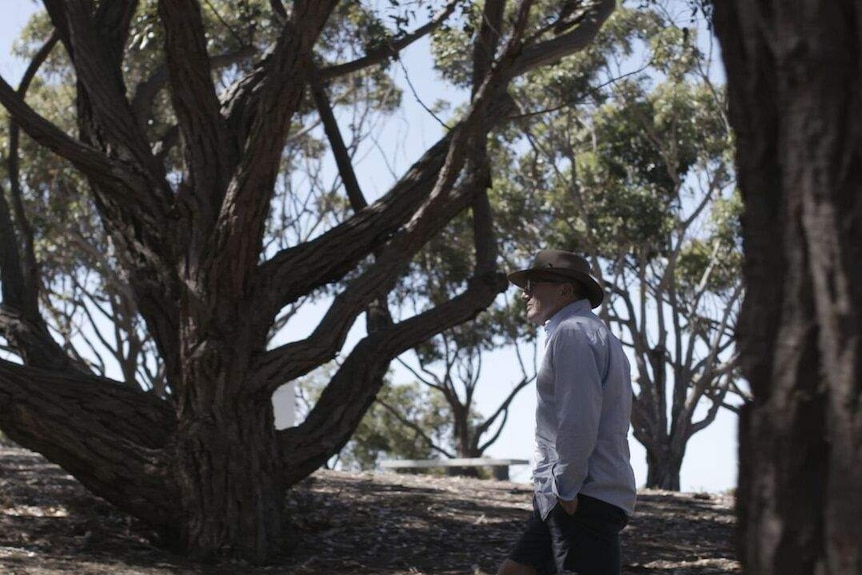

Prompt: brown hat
[{"left": 507, "top": 249, "right": 604, "bottom": 308}]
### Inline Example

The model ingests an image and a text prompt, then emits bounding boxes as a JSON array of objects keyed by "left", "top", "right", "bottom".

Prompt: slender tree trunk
[
  {"left": 715, "top": 2, "right": 862, "bottom": 573},
  {"left": 451, "top": 418, "right": 481, "bottom": 478}
]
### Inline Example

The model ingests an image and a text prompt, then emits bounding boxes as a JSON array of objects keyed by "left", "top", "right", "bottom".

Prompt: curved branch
[
  {"left": 511, "top": 0, "right": 615, "bottom": 78},
  {"left": 253, "top": 132, "right": 453, "bottom": 322},
  {"left": 1, "top": 30, "right": 60, "bottom": 322},
  {"left": 254, "top": 141, "right": 504, "bottom": 393},
  {"left": 279, "top": 268, "right": 507, "bottom": 485},
  {"left": 319, "top": 0, "right": 462, "bottom": 81},
  {"left": 477, "top": 407, "right": 508, "bottom": 454},
  {"left": 0, "top": 76, "right": 150, "bottom": 195},
  {"left": 477, "top": 375, "right": 534, "bottom": 436},
  {"left": 0, "top": 359, "right": 178, "bottom": 527}
]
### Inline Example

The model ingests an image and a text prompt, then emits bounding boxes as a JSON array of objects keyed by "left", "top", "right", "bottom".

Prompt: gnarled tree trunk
[
  {"left": 0, "top": 0, "right": 618, "bottom": 562},
  {"left": 714, "top": 2, "right": 862, "bottom": 573}
]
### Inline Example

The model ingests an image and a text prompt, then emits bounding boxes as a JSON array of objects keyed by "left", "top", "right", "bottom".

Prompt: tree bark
[
  {"left": 644, "top": 446, "right": 683, "bottom": 491},
  {"left": 714, "top": 2, "right": 862, "bottom": 573}
]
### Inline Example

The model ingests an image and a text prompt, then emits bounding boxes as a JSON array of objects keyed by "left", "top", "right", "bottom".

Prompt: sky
[{"left": 0, "top": 1, "right": 739, "bottom": 493}]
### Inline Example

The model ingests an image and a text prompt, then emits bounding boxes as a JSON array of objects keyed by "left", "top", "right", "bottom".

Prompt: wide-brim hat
[{"left": 507, "top": 249, "right": 604, "bottom": 308}]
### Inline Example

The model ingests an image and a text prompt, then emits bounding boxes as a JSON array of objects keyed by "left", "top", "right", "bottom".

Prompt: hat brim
[{"left": 507, "top": 268, "right": 604, "bottom": 308}]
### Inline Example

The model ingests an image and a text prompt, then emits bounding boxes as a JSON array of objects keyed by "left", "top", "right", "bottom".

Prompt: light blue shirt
[{"left": 532, "top": 299, "right": 637, "bottom": 519}]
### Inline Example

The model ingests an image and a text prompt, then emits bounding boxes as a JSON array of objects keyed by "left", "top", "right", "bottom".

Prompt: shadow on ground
[{"left": 0, "top": 448, "right": 739, "bottom": 574}]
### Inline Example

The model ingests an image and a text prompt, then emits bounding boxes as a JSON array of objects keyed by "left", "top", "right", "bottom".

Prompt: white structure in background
[{"left": 272, "top": 383, "right": 296, "bottom": 430}]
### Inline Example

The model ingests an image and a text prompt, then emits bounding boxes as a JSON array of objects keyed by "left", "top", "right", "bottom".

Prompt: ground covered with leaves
[{"left": 0, "top": 447, "right": 739, "bottom": 574}]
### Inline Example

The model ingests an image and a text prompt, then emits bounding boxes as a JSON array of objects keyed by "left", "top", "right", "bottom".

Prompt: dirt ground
[{"left": 0, "top": 447, "right": 739, "bottom": 574}]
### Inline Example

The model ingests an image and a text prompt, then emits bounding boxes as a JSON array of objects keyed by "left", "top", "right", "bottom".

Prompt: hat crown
[
  {"left": 533, "top": 249, "right": 591, "bottom": 275},
  {"left": 507, "top": 248, "right": 604, "bottom": 308}
]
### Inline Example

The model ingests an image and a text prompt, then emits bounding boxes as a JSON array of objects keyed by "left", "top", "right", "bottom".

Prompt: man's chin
[{"left": 527, "top": 311, "right": 544, "bottom": 325}]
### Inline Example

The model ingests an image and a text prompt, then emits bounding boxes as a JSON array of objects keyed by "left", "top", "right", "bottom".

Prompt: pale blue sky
[{"left": 0, "top": 2, "right": 739, "bottom": 492}]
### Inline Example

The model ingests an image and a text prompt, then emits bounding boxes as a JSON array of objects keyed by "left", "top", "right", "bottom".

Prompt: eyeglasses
[{"left": 523, "top": 279, "right": 564, "bottom": 296}]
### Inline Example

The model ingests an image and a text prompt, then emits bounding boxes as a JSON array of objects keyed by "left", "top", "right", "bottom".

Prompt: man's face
[{"left": 522, "top": 279, "right": 569, "bottom": 325}]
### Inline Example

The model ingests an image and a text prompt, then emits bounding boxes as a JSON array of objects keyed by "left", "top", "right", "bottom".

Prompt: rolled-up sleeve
[{"left": 549, "top": 328, "right": 604, "bottom": 502}]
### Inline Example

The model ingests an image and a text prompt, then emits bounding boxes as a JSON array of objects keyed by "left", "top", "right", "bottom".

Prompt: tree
[
  {"left": 396, "top": 319, "right": 536, "bottom": 462},
  {"left": 294, "top": 365, "right": 454, "bottom": 471},
  {"left": 488, "top": 4, "right": 745, "bottom": 490},
  {"left": 0, "top": 0, "right": 617, "bottom": 562},
  {"left": 714, "top": 1, "right": 862, "bottom": 573},
  {"left": 390, "top": 213, "right": 537, "bottom": 465}
]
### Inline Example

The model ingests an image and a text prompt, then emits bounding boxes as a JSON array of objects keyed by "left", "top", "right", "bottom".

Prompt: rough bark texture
[
  {"left": 0, "top": 0, "right": 618, "bottom": 563},
  {"left": 714, "top": 2, "right": 862, "bottom": 573}
]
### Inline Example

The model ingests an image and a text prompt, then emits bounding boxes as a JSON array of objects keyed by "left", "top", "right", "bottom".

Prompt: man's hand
[{"left": 558, "top": 497, "right": 579, "bottom": 515}]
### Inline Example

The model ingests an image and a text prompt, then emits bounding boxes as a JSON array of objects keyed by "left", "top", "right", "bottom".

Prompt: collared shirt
[{"left": 532, "top": 299, "right": 637, "bottom": 520}]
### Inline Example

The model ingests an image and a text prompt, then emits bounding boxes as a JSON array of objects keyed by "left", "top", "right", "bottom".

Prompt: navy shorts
[{"left": 508, "top": 494, "right": 628, "bottom": 575}]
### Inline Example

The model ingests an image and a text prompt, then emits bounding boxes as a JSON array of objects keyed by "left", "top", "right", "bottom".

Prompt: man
[{"left": 498, "top": 249, "right": 636, "bottom": 575}]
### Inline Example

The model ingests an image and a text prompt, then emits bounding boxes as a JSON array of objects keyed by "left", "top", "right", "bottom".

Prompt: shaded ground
[{"left": 0, "top": 447, "right": 739, "bottom": 574}]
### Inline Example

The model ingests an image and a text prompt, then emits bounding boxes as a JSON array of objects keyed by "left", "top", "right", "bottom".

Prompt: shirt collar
[{"left": 543, "top": 299, "right": 591, "bottom": 337}]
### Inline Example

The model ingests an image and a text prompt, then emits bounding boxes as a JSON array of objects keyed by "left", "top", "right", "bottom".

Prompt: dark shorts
[{"left": 508, "top": 494, "right": 628, "bottom": 575}]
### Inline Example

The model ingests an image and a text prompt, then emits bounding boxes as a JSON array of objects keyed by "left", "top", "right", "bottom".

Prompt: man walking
[{"left": 498, "top": 249, "right": 636, "bottom": 575}]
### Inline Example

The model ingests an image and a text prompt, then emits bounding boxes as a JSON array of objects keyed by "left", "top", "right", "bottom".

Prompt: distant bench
[{"left": 380, "top": 457, "right": 529, "bottom": 480}]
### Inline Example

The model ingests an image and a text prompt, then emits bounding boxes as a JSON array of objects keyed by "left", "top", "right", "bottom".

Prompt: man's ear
[{"left": 560, "top": 282, "right": 580, "bottom": 300}]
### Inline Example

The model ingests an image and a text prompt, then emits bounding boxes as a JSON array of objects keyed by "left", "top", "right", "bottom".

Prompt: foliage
[
  {"left": 479, "top": 2, "right": 742, "bottom": 489},
  {"left": 341, "top": 382, "right": 457, "bottom": 471}
]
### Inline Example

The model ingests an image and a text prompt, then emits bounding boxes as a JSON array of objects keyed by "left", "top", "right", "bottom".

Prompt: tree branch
[
  {"left": 510, "top": 0, "right": 616, "bottom": 78},
  {"left": 159, "top": 0, "right": 237, "bottom": 244},
  {"left": 318, "top": 0, "right": 462, "bottom": 81},
  {"left": 476, "top": 374, "right": 534, "bottom": 441},
  {"left": 0, "top": 76, "right": 153, "bottom": 199},
  {"left": 253, "top": 161, "right": 498, "bottom": 393},
  {"left": 253, "top": 132, "right": 454, "bottom": 323},
  {"left": 0, "top": 359, "right": 177, "bottom": 526},
  {"left": 375, "top": 397, "right": 455, "bottom": 459},
  {"left": 309, "top": 67, "right": 367, "bottom": 211},
  {"left": 279, "top": 268, "right": 507, "bottom": 484},
  {"left": 209, "top": 2, "right": 339, "bottom": 300}
]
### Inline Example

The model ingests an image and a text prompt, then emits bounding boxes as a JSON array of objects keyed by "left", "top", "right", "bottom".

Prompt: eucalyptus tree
[
  {"left": 715, "top": 1, "right": 862, "bottom": 573},
  {"left": 0, "top": 0, "right": 618, "bottom": 562},
  {"left": 488, "top": 4, "right": 744, "bottom": 490}
]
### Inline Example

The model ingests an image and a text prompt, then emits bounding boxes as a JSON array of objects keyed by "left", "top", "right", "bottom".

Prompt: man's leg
[
  {"left": 546, "top": 495, "right": 627, "bottom": 575},
  {"left": 498, "top": 499, "right": 556, "bottom": 575}
]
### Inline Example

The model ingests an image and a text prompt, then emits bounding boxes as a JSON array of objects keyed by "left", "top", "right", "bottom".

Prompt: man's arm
[{"left": 549, "top": 326, "right": 604, "bottom": 508}]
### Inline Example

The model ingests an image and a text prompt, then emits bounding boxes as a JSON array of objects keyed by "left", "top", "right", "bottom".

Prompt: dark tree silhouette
[{"left": 715, "top": 2, "right": 862, "bottom": 573}]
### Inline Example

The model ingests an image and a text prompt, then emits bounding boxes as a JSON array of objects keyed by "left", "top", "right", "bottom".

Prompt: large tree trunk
[
  {"left": 173, "top": 334, "right": 285, "bottom": 560},
  {"left": 714, "top": 2, "right": 862, "bottom": 573},
  {"left": 173, "top": 402, "right": 283, "bottom": 559}
]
